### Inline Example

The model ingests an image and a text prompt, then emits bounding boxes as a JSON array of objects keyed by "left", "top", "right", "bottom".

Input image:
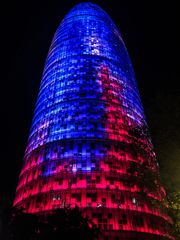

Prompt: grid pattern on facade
[{"left": 14, "top": 2, "right": 173, "bottom": 239}]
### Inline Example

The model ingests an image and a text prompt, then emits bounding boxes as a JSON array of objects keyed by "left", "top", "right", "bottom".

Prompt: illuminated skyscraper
[{"left": 13, "top": 2, "right": 173, "bottom": 239}]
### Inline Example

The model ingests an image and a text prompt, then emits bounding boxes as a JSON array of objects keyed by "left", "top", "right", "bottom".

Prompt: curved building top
[
  {"left": 25, "top": 1, "right": 147, "bottom": 156},
  {"left": 63, "top": 2, "right": 116, "bottom": 26}
]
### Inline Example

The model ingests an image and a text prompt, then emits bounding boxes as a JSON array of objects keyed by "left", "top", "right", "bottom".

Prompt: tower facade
[{"left": 14, "top": 2, "right": 173, "bottom": 239}]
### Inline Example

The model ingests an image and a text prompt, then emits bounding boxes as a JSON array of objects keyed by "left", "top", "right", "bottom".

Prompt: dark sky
[{"left": 0, "top": 0, "right": 178, "bottom": 223}]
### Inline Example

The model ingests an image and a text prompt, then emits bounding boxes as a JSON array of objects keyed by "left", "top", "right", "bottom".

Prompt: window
[
  {"left": 96, "top": 176, "right": 100, "bottom": 183},
  {"left": 118, "top": 214, "right": 127, "bottom": 225},
  {"left": 108, "top": 213, "right": 112, "bottom": 219},
  {"left": 132, "top": 216, "right": 144, "bottom": 227}
]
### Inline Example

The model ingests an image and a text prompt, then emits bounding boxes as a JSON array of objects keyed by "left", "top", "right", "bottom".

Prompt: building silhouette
[{"left": 13, "top": 2, "right": 173, "bottom": 239}]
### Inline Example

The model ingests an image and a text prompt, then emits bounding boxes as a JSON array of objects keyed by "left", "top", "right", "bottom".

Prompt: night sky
[{"left": 0, "top": 0, "right": 178, "bottom": 230}]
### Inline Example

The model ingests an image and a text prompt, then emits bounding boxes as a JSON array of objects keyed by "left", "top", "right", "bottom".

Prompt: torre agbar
[{"left": 13, "top": 2, "right": 173, "bottom": 239}]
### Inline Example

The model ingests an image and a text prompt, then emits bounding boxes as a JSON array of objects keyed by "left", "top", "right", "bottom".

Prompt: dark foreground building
[{"left": 13, "top": 2, "right": 173, "bottom": 239}]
